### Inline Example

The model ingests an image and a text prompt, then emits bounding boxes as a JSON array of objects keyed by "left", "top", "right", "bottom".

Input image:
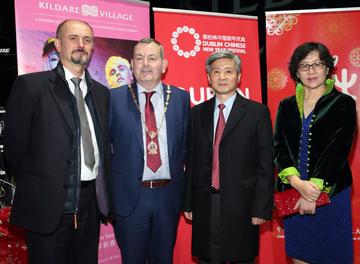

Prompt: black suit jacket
[
  {"left": 4, "top": 65, "right": 111, "bottom": 234},
  {"left": 183, "top": 93, "right": 274, "bottom": 261}
]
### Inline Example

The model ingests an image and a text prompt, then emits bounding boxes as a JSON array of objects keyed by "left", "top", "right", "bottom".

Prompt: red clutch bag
[{"left": 274, "top": 188, "right": 330, "bottom": 217}]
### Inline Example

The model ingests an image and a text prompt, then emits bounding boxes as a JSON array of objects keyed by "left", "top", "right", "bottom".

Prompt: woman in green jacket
[{"left": 274, "top": 42, "right": 356, "bottom": 264}]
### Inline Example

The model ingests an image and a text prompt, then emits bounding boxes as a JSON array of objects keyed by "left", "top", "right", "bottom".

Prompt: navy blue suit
[{"left": 109, "top": 83, "right": 190, "bottom": 263}]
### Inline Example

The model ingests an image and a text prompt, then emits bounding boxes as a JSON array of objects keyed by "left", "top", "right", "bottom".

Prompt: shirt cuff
[
  {"left": 278, "top": 167, "right": 300, "bottom": 184},
  {"left": 309, "top": 178, "right": 331, "bottom": 193}
]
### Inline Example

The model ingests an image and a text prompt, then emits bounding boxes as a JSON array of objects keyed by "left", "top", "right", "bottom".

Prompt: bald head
[
  {"left": 56, "top": 19, "right": 94, "bottom": 39},
  {"left": 54, "top": 19, "right": 94, "bottom": 76}
]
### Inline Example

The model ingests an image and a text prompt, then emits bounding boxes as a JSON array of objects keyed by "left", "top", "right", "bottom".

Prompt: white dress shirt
[
  {"left": 64, "top": 66, "right": 99, "bottom": 181},
  {"left": 137, "top": 82, "right": 171, "bottom": 180},
  {"left": 213, "top": 92, "right": 237, "bottom": 139}
]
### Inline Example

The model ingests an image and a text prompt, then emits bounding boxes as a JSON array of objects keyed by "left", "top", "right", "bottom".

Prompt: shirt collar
[
  {"left": 137, "top": 82, "right": 163, "bottom": 97},
  {"left": 215, "top": 92, "right": 237, "bottom": 110},
  {"left": 63, "top": 66, "right": 86, "bottom": 85}
]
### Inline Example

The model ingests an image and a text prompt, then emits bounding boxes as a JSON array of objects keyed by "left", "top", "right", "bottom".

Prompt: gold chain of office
[{"left": 128, "top": 84, "right": 172, "bottom": 155}]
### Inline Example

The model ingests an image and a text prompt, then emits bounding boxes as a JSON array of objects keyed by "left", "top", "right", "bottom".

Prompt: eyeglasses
[{"left": 297, "top": 61, "right": 326, "bottom": 72}]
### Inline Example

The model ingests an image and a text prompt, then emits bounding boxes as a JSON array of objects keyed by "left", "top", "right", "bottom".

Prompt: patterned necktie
[
  {"left": 71, "top": 77, "right": 95, "bottom": 170},
  {"left": 144, "top": 91, "right": 162, "bottom": 172},
  {"left": 212, "top": 104, "right": 226, "bottom": 190}
]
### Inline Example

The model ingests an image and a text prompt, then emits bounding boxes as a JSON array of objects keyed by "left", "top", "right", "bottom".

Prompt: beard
[{"left": 71, "top": 50, "right": 89, "bottom": 65}]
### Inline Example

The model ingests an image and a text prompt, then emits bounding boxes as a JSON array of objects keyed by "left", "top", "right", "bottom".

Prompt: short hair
[
  {"left": 134, "top": 38, "right": 164, "bottom": 59},
  {"left": 206, "top": 50, "right": 241, "bottom": 74},
  {"left": 56, "top": 19, "right": 94, "bottom": 39},
  {"left": 289, "top": 42, "right": 335, "bottom": 82}
]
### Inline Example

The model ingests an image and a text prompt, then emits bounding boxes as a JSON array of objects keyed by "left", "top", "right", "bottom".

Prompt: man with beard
[{"left": 4, "top": 19, "right": 112, "bottom": 264}]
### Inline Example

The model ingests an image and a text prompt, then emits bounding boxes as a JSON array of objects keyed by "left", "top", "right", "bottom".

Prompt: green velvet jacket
[{"left": 274, "top": 81, "right": 356, "bottom": 196}]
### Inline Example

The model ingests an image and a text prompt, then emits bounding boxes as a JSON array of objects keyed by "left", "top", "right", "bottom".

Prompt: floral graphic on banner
[
  {"left": 267, "top": 68, "right": 288, "bottom": 91},
  {"left": 350, "top": 47, "right": 360, "bottom": 68},
  {"left": 170, "top": 25, "right": 248, "bottom": 59},
  {"left": 266, "top": 14, "right": 299, "bottom": 36},
  {"left": 316, "top": 14, "right": 352, "bottom": 45},
  {"left": 171, "top": 26, "right": 201, "bottom": 58}
]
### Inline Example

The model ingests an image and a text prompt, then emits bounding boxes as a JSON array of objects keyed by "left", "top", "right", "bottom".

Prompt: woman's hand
[
  {"left": 288, "top": 176, "right": 321, "bottom": 202},
  {"left": 295, "top": 197, "right": 316, "bottom": 215}
]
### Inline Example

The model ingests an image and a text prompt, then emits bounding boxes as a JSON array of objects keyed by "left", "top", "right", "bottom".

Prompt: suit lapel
[
  {"left": 49, "top": 66, "right": 75, "bottom": 133},
  {"left": 164, "top": 83, "right": 175, "bottom": 161},
  {"left": 222, "top": 93, "right": 246, "bottom": 139},
  {"left": 85, "top": 71, "right": 104, "bottom": 133},
  {"left": 202, "top": 97, "right": 215, "bottom": 145},
  {"left": 128, "top": 83, "right": 144, "bottom": 155}
]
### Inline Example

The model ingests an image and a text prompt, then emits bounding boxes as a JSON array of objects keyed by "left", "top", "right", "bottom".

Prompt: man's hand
[
  {"left": 184, "top": 212, "right": 193, "bottom": 221},
  {"left": 252, "top": 217, "right": 266, "bottom": 225}
]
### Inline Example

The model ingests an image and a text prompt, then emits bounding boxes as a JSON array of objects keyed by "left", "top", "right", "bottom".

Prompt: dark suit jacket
[
  {"left": 183, "top": 93, "right": 274, "bottom": 262},
  {"left": 109, "top": 83, "right": 190, "bottom": 217},
  {"left": 4, "top": 65, "right": 112, "bottom": 234}
]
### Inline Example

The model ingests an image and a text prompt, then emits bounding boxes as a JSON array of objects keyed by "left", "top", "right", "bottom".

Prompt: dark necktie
[
  {"left": 144, "top": 91, "right": 162, "bottom": 172},
  {"left": 71, "top": 77, "right": 95, "bottom": 170},
  {"left": 212, "top": 104, "right": 226, "bottom": 190}
]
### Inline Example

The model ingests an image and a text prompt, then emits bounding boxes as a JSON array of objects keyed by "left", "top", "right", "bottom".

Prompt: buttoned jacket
[
  {"left": 109, "top": 83, "right": 190, "bottom": 216},
  {"left": 274, "top": 87, "right": 356, "bottom": 195}
]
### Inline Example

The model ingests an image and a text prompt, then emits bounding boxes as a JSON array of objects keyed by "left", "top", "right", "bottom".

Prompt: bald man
[{"left": 5, "top": 19, "right": 112, "bottom": 264}]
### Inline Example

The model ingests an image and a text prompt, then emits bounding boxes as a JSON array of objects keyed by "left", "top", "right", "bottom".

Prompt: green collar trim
[{"left": 295, "top": 78, "right": 334, "bottom": 120}]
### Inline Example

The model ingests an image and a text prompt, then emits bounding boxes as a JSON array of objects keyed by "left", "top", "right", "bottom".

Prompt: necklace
[{"left": 128, "top": 84, "right": 171, "bottom": 155}]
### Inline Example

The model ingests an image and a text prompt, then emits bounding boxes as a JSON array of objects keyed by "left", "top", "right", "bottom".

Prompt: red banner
[
  {"left": 266, "top": 7, "right": 360, "bottom": 264},
  {"left": 154, "top": 8, "right": 262, "bottom": 106},
  {"left": 154, "top": 8, "right": 269, "bottom": 264}
]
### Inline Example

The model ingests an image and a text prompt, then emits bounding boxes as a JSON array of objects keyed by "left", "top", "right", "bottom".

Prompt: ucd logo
[{"left": 171, "top": 26, "right": 201, "bottom": 58}]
